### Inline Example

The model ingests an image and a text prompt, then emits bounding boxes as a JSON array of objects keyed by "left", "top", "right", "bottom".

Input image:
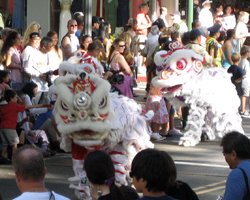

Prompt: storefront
[{"left": 0, "top": 0, "right": 249, "bottom": 38}]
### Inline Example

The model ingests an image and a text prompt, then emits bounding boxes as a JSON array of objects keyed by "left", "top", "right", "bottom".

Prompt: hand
[{"left": 39, "top": 73, "right": 47, "bottom": 81}]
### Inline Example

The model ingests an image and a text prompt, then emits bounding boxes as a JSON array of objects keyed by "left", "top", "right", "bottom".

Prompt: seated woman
[
  {"left": 108, "top": 38, "right": 133, "bottom": 98},
  {"left": 84, "top": 150, "right": 139, "bottom": 200}
]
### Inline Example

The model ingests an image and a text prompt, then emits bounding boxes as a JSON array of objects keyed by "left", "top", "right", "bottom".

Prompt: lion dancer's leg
[
  {"left": 179, "top": 103, "right": 207, "bottom": 146},
  {"left": 109, "top": 145, "right": 129, "bottom": 186},
  {"left": 69, "top": 142, "right": 91, "bottom": 200}
]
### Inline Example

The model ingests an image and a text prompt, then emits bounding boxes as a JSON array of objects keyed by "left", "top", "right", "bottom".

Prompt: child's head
[
  {"left": 84, "top": 150, "right": 115, "bottom": 185},
  {"left": 22, "top": 81, "right": 38, "bottom": 99},
  {"left": 4, "top": 89, "right": 18, "bottom": 102},
  {"left": 149, "top": 85, "right": 162, "bottom": 96},
  {"left": 240, "top": 45, "right": 250, "bottom": 58},
  {"left": 130, "top": 149, "right": 172, "bottom": 193},
  {"left": 231, "top": 52, "right": 241, "bottom": 64},
  {"left": 0, "top": 70, "right": 10, "bottom": 83}
]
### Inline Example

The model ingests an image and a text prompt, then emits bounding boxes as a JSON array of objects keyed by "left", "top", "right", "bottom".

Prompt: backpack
[{"left": 239, "top": 168, "right": 250, "bottom": 200}]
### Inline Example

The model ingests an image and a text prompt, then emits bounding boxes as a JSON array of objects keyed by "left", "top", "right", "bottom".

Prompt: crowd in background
[{"left": 0, "top": 0, "right": 249, "bottom": 199}]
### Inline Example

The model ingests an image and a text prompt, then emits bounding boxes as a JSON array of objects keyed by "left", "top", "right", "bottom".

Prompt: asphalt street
[{"left": 0, "top": 85, "right": 249, "bottom": 200}]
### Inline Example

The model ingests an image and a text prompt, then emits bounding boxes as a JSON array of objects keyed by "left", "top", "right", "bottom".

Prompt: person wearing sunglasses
[
  {"left": 61, "top": 19, "right": 79, "bottom": 60},
  {"left": 108, "top": 38, "right": 133, "bottom": 98}
]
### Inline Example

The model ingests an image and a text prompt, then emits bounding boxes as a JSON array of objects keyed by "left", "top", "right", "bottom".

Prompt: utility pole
[
  {"left": 83, "top": 0, "right": 92, "bottom": 36},
  {"left": 187, "top": 0, "right": 193, "bottom": 30}
]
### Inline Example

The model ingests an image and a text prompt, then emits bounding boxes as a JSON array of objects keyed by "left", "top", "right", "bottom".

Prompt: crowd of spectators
[{"left": 0, "top": 0, "right": 249, "bottom": 199}]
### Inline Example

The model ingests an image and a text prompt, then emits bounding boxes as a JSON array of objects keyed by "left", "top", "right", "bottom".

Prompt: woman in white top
[
  {"left": 47, "top": 31, "right": 63, "bottom": 80},
  {"left": 0, "top": 30, "right": 23, "bottom": 90},
  {"left": 235, "top": 11, "right": 250, "bottom": 52}
]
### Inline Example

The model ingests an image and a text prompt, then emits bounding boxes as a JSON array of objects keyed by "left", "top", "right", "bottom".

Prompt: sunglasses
[{"left": 119, "top": 45, "right": 126, "bottom": 47}]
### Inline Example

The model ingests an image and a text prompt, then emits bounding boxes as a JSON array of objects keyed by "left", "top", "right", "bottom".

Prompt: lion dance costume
[
  {"left": 53, "top": 51, "right": 153, "bottom": 199},
  {"left": 152, "top": 48, "right": 244, "bottom": 147}
]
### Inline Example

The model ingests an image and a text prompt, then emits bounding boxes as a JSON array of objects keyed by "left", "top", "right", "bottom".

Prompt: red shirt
[{"left": 0, "top": 102, "right": 25, "bottom": 129}]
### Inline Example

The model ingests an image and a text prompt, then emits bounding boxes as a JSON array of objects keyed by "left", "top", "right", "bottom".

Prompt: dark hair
[
  {"left": 4, "top": 89, "right": 17, "bottom": 102},
  {"left": 99, "top": 22, "right": 110, "bottom": 41},
  {"left": 46, "top": 30, "right": 60, "bottom": 55},
  {"left": 108, "top": 38, "right": 125, "bottom": 63},
  {"left": 217, "top": 31, "right": 226, "bottom": 43},
  {"left": 73, "top": 12, "right": 84, "bottom": 26},
  {"left": 130, "top": 149, "right": 171, "bottom": 192},
  {"left": 224, "top": 4, "right": 233, "bottom": 14},
  {"left": 1, "top": 30, "right": 19, "bottom": 58},
  {"left": 29, "top": 32, "right": 40, "bottom": 39},
  {"left": 84, "top": 150, "right": 126, "bottom": 200},
  {"left": 22, "top": 82, "right": 38, "bottom": 99},
  {"left": 0, "top": 70, "right": 9, "bottom": 83},
  {"left": 225, "top": 29, "right": 235, "bottom": 41},
  {"left": 221, "top": 131, "right": 250, "bottom": 159},
  {"left": 153, "top": 18, "right": 165, "bottom": 30},
  {"left": 189, "top": 29, "right": 201, "bottom": 41},
  {"left": 80, "top": 34, "right": 92, "bottom": 50},
  {"left": 181, "top": 31, "right": 191, "bottom": 45},
  {"left": 12, "top": 145, "right": 46, "bottom": 181},
  {"left": 158, "top": 34, "right": 171, "bottom": 47},
  {"left": 87, "top": 41, "right": 100, "bottom": 52},
  {"left": 40, "top": 36, "right": 53, "bottom": 48}
]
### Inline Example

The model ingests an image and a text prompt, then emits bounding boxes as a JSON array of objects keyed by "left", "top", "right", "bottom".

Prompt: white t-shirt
[
  {"left": 235, "top": 21, "right": 249, "bottom": 50},
  {"left": 21, "top": 46, "right": 50, "bottom": 91},
  {"left": 199, "top": 8, "right": 213, "bottom": 28},
  {"left": 240, "top": 58, "right": 250, "bottom": 88},
  {"left": 222, "top": 14, "right": 236, "bottom": 30},
  {"left": 13, "top": 191, "right": 70, "bottom": 200}
]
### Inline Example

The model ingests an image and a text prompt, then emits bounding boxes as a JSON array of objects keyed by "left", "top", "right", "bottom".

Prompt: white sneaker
[
  {"left": 168, "top": 128, "right": 182, "bottom": 136},
  {"left": 151, "top": 133, "right": 165, "bottom": 141},
  {"left": 240, "top": 111, "right": 250, "bottom": 118}
]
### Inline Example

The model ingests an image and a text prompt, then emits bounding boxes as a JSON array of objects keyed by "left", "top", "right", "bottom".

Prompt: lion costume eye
[
  {"left": 99, "top": 96, "right": 107, "bottom": 109},
  {"left": 61, "top": 101, "right": 69, "bottom": 111},
  {"left": 176, "top": 58, "right": 188, "bottom": 71}
]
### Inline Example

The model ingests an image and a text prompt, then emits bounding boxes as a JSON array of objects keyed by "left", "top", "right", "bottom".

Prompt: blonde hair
[
  {"left": 238, "top": 11, "right": 249, "bottom": 22},
  {"left": 231, "top": 52, "right": 241, "bottom": 63},
  {"left": 23, "top": 21, "right": 41, "bottom": 47}
]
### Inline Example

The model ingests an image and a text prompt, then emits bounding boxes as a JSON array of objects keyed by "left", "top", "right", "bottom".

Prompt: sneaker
[
  {"left": 151, "top": 133, "right": 165, "bottom": 141},
  {"left": 240, "top": 111, "right": 250, "bottom": 118},
  {"left": 168, "top": 128, "right": 182, "bottom": 136}
]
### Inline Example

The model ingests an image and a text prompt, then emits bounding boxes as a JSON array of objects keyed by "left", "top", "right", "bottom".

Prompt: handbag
[{"left": 238, "top": 168, "right": 250, "bottom": 200}]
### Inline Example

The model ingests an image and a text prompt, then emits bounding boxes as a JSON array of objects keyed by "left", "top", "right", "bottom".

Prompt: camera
[
  {"left": 45, "top": 70, "right": 53, "bottom": 86},
  {"left": 108, "top": 72, "right": 124, "bottom": 85}
]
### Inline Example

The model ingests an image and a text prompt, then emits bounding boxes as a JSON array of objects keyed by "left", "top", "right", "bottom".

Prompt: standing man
[
  {"left": 136, "top": 2, "right": 152, "bottom": 74},
  {"left": 193, "top": 0, "right": 201, "bottom": 21},
  {"left": 61, "top": 19, "right": 79, "bottom": 60},
  {"left": 12, "top": 145, "right": 70, "bottom": 200},
  {"left": 136, "top": 3, "right": 152, "bottom": 38},
  {"left": 199, "top": 0, "right": 213, "bottom": 28},
  {"left": 159, "top": 7, "right": 168, "bottom": 28},
  {"left": 220, "top": 131, "right": 250, "bottom": 200},
  {"left": 91, "top": 16, "right": 100, "bottom": 40}
]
